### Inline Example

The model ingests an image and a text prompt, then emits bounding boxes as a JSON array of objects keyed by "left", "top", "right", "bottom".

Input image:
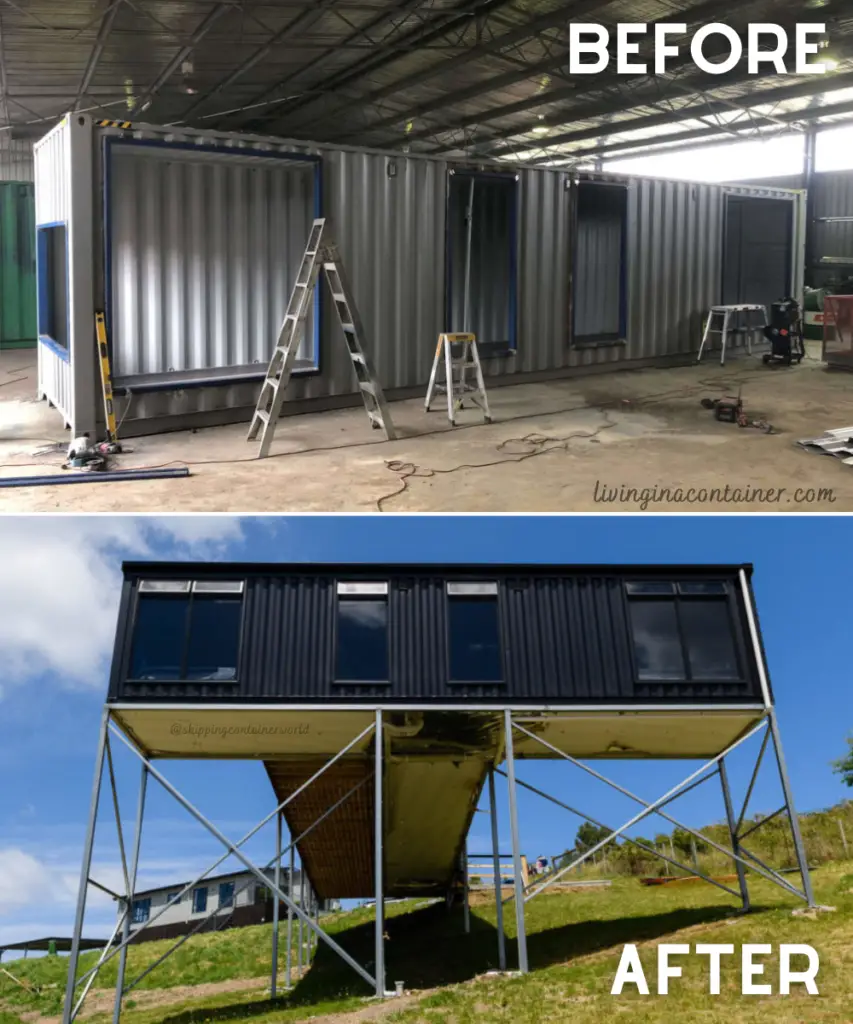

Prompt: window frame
[
  {"left": 623, "top": 579, "right": 745, "bottom": 684},
  {"left": 218, "top": 881, "right": 236, "bottom": 909},
  {"left": 131, "top": 897, "right": 151, "bottom": 924},
  {"left": 333, "top": 581, "right": 392, "bottom": 686},
  {"left": 192, "top": 887, "right": 208, "bottom": 914},
  {"left": 444, "top": 581, "right": 506, "bottom": 685},
  {"left": 36, "top": 221, "right": 70, "bottom": 360},
  {"left": 127, "top": 579, "right": 246, "bottom": 684}
]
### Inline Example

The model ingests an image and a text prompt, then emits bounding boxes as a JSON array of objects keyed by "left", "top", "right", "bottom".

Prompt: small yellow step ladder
[{"left": 424, "top": 332, "right": 492, "bottom": 426}]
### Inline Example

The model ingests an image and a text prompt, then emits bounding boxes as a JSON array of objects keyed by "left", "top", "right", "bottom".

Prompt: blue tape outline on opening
[
  {"left": 102, "top": 135, "right": 323, "bottom": 391},
  {"left": 36, "top": 220, "right": 71, "bottom": 363},
  {"left": 445, "top": 170, "right": 518, "bottom": 351}
]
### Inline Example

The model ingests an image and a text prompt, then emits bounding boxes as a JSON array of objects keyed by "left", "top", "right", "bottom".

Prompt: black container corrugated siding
[{"left": 111, "top": 565, "right": 764, "bottom": 705}]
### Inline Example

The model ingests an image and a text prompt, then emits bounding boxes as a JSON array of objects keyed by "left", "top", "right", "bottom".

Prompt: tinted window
[
  {"left": 130, "top": 595, "right": 189, "bottom": 680},
  {"left": 628, "top": 600, "right": 685, "bottom": 680},
  {"left": 192, "top": 887, "right": 208, "bottom": 913},
  {"left": 680, "top": 600, "right": 740, "bottom": 679},
  {"left": 336, "top": 599, "right": 388, "bottom": 681},
  {"left": 218, "top": 881, "right": 235, "bottom": 908},
  {"left": 185, "top": 596, "right": 241, "bottom": 681},
  {"left": 130, "top": 591, "right": 242, "bottom": 682},
  {"left": 131, "top": 898, "right": 150, "bottom": 924},
  {"left": 448, "top": 597, "right": 502, "bottom": 682}
]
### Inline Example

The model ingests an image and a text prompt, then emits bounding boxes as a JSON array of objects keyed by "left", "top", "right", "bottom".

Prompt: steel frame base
[
  {"left": 61, "top": 711, "right": 388, "bottom": 1024},
  {"left": 63, "top": 700, "right": 812, "bottom": 1018}
]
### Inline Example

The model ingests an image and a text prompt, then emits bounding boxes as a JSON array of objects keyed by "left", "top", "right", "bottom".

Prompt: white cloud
[{"left": 0, "top": 517, "right": 247, "bottom": 695}]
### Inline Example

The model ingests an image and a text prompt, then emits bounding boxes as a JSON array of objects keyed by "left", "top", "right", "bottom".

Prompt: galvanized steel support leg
[
  {"left": 719, "top": 759, "right": 750, "bottom": 912},
  {"left": 488, "top": 767, "right": 506, "bottom": 971},
  {"left": 62, "top": 708, "right": 110, "bottom": 1024},
  {"left": 285, "top": 843, "right": 294, "bottom": 988},
  {"left": 271, "top": 811, "right": 282, "bottom": 997},
  {"left": 768, "top": 709, "right": 816, "bottom": 907},
  {"left": 462, "top": 840, "right": 470, "bottom": 934},
  {"left": 503, "top": 711, "right": 528, "bottom": 974},
  {"left": 113, "top": 764, "right": 148, "bottom": 1024},
  {"left": 298, "top": 868, "right": 304, "bottom": 977},
  {"left": 374, "top": 709, "right": 386, "bottom": 997}
]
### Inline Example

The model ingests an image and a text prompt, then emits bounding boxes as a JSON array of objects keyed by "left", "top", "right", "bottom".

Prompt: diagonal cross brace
[
  {"left": 112, "top": 739, "right": 377, "bottom": 990},
  {"left": 122, "top": 774, "right": 374, "bottom": 996},
  {"left": 493, "top": 767, "right": 741, "bottom": 902},
  {"left": 72, "top": 720, "right": 375, "bottom": 994},
  {"left": 514, "top": 719, "right": 807, "bottom": 903}
]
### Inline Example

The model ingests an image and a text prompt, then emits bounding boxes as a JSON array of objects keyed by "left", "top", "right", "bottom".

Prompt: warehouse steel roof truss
[{"left": 5, "top": 0, "right": 853, "bottom": 163}]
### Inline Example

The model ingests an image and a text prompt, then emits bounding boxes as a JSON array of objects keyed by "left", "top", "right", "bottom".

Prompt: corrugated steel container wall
[
  {"left": 111, "top": 566, "right": 763, "bottom": 706},
  {"left": 66, "top": 121, "right": 802, "bottom": 431},
  {"left": 33, "top": 120, "right": 73, "bottom": 426},
  {"left": 0, "top": 140, "right": 35, "bottom": 183},
  {"left": 108, "top": 144, "right": 316, "bottom": 380},
  {"left": 0, "top": 182, "right": 37, "bottom": 348}
]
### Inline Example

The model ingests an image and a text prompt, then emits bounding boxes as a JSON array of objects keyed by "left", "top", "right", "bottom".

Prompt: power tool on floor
[
  {"left": 64, "top": 434, "right": 122, "bottom": 471},
  {"left": 762, "top": 297, "right": 805, "bottom": 366}
]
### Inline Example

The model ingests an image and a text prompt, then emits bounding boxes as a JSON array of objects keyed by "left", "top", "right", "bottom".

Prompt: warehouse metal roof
[{"left": 4, "top": 1, "right": 852, "bottom": 164}]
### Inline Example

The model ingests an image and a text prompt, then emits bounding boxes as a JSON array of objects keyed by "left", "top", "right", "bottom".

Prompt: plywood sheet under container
[{"left": 264, "top": 752, "right": 488, "bottom": 900}]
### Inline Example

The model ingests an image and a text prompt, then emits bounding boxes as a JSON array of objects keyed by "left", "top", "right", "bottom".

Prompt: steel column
[
  {"left": 768, "top": 709, "right": 816, "bottom": 907},
  {"left": 488, "top": 767, "right": 507, "bottom": 970},
  {"left": 271, "top": 811, "right": 282, "bottom": 997},
  {"left": 62, "top": 708, "right": 110, "bottom": 1024},
  {"left": 719, "top": 759, "right": 750, "bottom": 911},
  {"left": 113, "top": 764, "right": 148, "bottom": 1024},
  {"left": 298, "top": 868, "right": 304, "bottom": 977},
  {"left": 374, "top": 709, "right": 386, "bottom": 997},
  {"left": 462, "top": 840, "right": 470, "bottom": 934},
  {"left": 286, "top": 843, "right": 294, "bottom": 988},
  {"left": 503, "top": 710, "right": 528, "bottom": 973}
]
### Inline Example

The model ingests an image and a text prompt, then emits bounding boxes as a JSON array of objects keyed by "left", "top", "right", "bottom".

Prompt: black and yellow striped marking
[
  {"left": 95, "top": 311, "right": 118, "bottom": 443},
  {"left": 97, "top": 119, "right": 133, "bottom": 129}
]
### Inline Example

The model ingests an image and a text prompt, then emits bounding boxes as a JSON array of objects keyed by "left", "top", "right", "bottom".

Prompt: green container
[
  {"left": 0, "top": 181, "right": 37, "bottom": 349},
  {"left": 803, "top": 286, "right": 828, "bottom": 341}
]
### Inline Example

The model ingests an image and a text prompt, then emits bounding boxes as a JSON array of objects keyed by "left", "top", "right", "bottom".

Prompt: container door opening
[
  {"left": 572, "top": 181, "right": 628, "bottom": 344},
  {"left": 722, "top": 195, "right": 793, "bottom": 308},
  {"left": 446, "top": 172, "right": 517, "bottom": 352}
]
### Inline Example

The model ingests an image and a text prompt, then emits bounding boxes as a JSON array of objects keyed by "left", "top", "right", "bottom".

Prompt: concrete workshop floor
[{"left": 1, "top": 347, "right": 852, "bottom": 513}]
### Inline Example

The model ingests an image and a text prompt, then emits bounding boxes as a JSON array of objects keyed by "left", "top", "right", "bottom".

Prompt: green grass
[{"left": 1, "top": 867, "right": 851, "bottom": 1024}]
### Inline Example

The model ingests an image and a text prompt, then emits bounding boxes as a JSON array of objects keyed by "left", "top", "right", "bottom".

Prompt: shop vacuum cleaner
[{"left": 762, "top": 297, "right": 805, "bottom": 366}]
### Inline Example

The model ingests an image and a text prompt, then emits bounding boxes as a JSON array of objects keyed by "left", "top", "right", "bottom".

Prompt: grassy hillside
[{"left": 1, "top": 861, "right": 851, "bottom": 1024}]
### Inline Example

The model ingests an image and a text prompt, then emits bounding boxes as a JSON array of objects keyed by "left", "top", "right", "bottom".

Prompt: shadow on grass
[{"left": 151, "top": 898, "right": 772, "bottom": 1024}]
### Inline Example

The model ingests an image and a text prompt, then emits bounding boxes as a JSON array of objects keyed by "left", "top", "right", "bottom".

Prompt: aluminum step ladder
[
  {"left": 248, "top": 218, "right": 395, "bottom": 457},
  {"left": 425, "top": 332, "right": 492, "bottom": 426}
]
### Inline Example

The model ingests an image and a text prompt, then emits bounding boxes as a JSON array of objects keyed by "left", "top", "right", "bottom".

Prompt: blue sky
[{"left": 0, "top": 514, "right": 850, "bottom": 951}]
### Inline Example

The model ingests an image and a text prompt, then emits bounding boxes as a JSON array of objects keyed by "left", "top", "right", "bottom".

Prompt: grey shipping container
[{"left": 34, "top": 114, "right": 805, "bottom": 437}]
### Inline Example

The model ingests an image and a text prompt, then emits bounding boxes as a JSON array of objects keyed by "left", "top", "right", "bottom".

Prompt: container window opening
[
  {"left": 722, "top": 195, "right": 793, "bottom": 310},
  {"left": 573, "top": 183, "right": 627, "bottom": 344},
  {"left": 625, "top": 582, "right": 742, "bottom": 683},
  {"left": 129, "top": 591, "right": 242, "bottom": 682},
  {"left": 446, "top": 174, "right": 516, "bottom": 353},
  {"left": 447, "top": 592, "right": 503, "bottom": 683},
  {"left": 36, "top": 224, "right": 69, "bottom": 350},
  {"left": 335, "top": 594, "right": 389, "bottom": 683}
]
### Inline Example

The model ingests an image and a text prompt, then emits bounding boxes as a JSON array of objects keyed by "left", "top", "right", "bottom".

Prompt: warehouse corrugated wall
[
  {"left": 0, "top": 140, "right": 34, "bottom": 183},
  {"left": 37, "top": 116, "right": 803, "bottom": 435}
]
